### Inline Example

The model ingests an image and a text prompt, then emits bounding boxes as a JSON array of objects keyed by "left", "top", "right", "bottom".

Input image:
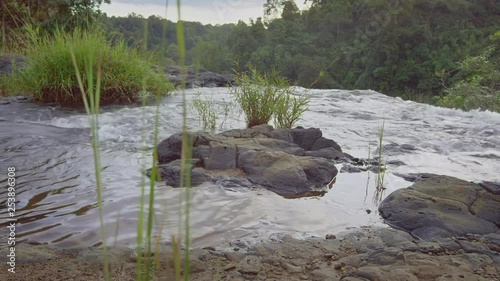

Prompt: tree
[{"left": 1, "top": 0, "right": 110, "bottom": 50}]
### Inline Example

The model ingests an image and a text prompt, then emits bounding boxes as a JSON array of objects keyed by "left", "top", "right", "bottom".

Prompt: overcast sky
[{"left": 100, "top": 0, "right": 309, "bottom": 25}]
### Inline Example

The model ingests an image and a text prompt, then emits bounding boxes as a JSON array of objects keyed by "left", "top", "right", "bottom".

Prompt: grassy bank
[{"left": 0, "top": 27, "right": 172, "bottom": 106}]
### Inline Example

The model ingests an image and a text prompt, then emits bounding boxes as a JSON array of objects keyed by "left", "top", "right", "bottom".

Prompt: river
[{"left": 0, "top": 88, "right": 499, "bottom": 249}]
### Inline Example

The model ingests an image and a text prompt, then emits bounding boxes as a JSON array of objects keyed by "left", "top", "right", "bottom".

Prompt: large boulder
[
  {"left": 379, "top": 174, "right": 499, "bottom": 239},
  {"left": 155, "top": 125, "right": 342, "bottom": 197}
]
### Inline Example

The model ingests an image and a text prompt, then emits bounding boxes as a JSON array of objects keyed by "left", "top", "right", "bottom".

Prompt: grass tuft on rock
[
  {"left": 4, "top": 27, "right": 172, "bottom": 105},
  {"left": 231, "top": 66, "right": 309, "bottom": 128}
]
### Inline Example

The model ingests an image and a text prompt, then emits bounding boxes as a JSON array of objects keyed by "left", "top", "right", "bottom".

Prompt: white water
[{"left": 0, "top": 88, "right": 498, "bottom": 249}]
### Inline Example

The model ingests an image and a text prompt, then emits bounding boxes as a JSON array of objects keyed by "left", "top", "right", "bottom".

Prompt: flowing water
[{"left": 0, "top": 88, "right": 499, "bottom": 249}]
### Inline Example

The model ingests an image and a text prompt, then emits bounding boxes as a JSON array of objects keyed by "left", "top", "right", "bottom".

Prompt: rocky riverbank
[
  {"left": 3, "top": 226, "right": 499, "bottom": 281},
  {"left": 2, "top": 174, "right": 499, "bottom": 280}
]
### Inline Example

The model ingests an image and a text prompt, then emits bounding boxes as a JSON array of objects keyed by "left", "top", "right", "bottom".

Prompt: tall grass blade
[
  {"left": 69, "top": 41, "right": 110, "bottom": 281},
  {"left": 175, "top": 1, "right": 192, "bottom": 280}
]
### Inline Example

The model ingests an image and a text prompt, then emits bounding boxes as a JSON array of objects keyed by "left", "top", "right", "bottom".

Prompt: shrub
[
  {"left": 231, "top": 66, "right": 309, "bottom": 128},
  {"left": 3, "top": 27, "right": 172, "bottom": 105}
]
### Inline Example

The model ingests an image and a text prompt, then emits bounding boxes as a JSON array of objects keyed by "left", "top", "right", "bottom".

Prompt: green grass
[
  {"left": 375, "top": 120, "right": 387, "bottom": 193},
  {"left": 2, "top": 26, "right": 172, "bottom": 105},
  {"left": 192, "top": 92, "right": 218, "bottom": 131},
  {"left": 273, "top": 88, "right": 310, "bottom": 129},
  {"left": 70, "top": 39, "right": 110, "bottom": 280}
]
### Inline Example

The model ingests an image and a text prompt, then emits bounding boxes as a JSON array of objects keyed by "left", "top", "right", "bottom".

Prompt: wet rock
[
  {"left": 379, "top": 174, "right": 499, "bottom": 237},
  {"left": 374, "top": 143, "right": 417, "bottom": 156},
  {"left": 290, "top": 127, "right": 323, "bottom": 151},
  {"left": 387, "top": 160, "right": 405, "bottom": 166},
  {"left": 305, "top": 147, "right": 344, "bottom": 160},
  {"left": 156, "top": 126, "right": 339, "bottom": 197},
  {"left": 480, "top": 181, "right": 500, "bottom": 195},
  {"left": 311, "top": 136, "right": 343, "bottom": 152},
  {"left": 340, "top": 164, "right": 366, "bottom": 173},
  {"left": 156, "top": 159, "right": 213, "bottom": 186}
]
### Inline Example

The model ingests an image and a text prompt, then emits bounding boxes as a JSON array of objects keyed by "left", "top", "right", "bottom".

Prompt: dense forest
[
  {"left": 1, "top": 0, "right": 499, "bottom": 110},
  {"left": 101, "top": 0, "right": 499, "bottom": 107}
]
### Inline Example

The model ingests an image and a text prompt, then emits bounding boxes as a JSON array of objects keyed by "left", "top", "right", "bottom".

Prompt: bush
[
  {"left": 3, "top": 27, "right": 172, "bottom": 105},
  {"left": 437, "top": 82, "right": 500, "bottom": 112},
  {"left": 436, "top": 34, "right": 500, "bottom": 112},
  {"left": 231, "top": 66, "right": 309, "bottom": 128}
]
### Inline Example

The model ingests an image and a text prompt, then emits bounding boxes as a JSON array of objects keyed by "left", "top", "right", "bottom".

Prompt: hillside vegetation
[{"left": 102, "top": 0, "right": 499, "bottom": 111}]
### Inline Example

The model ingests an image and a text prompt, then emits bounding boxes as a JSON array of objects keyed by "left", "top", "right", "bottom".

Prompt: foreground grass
[
  {"left": 2, "top": 27, "right": 172, "bottom": 105},
  {"left": 65, "top": 1, "right": 193, "bottom": 280}
]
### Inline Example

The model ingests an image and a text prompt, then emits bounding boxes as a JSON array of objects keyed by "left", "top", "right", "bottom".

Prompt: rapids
[{"left": 1, "top": 88, "right": 499, "bottom": 249}]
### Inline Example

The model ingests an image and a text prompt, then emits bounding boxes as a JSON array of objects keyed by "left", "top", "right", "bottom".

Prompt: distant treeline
[
  {"left": 1, "top": 0, "right": 498, "bottom": 110},
  {"left": 103, "top": 0, "right": 499, "bottom": 101}
]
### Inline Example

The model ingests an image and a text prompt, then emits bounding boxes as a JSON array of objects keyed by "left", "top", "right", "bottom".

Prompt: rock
[
  {"left": 267, "top": 128, "right": 294, "bottom": 143},
  {"left": 237, "top": 255, "right": 262, "bottom": 275},
  {"left": 305, "top": 147, "right": 344, "bottom": 160},
  {"left": 157, "top": 159, "right": 214, "bottom": 187},
  {"left": 165, "top": 65, "right": 234, "bottom": 88},
  {"left": 340, "top": 164, "right": 367, "bottom": 173},
  {"left": 237, "top": 150, "right": 310, "bottom": 196},
  {"left": 410, "top": 226, "right": 453, "bottom": 241},
  {"left": 480, "top": 181, "right": 500, "bottom": 195},
  {"left": 157, "top": 132, "right": 185, "bottom": 164},
  {"left": 8, "top": 226, "right": 500, "bottom": 281},
  {"left": 204, "top": 143, "right": 237, "bottom": 170},
  {"left": 290, "top": 127, "right": 322, "bottom": 150},
  {"left": 374, "top": 143, "right": 417, "bottom": 156},
  {"left": 470, "top": 189, "right": 500, "bottom": 226},
  {"left": 155, "top": 126, "right": 340, "bottom": 197},
  {"left": 379, "top": 174, "right": 499, "bottom": 238},
  {"left": 311, "top": 136, "right": 343, "bottom": 152}
]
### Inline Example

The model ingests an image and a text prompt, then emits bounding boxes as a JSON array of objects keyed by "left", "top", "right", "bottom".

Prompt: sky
[{"left": 100, "top": 0, "right": 310, "bottom": 25}]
